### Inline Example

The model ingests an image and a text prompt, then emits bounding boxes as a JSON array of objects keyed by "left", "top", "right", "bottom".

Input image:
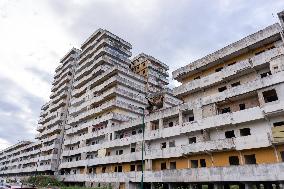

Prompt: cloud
[{"left": 0, "top": 0, "right": 284, "bottom": 149}]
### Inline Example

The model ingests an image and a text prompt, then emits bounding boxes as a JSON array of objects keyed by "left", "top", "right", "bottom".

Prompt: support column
[
  {"left": 179, "top": 110, "right": 183, "bottom": 125},
  {"left": 159, "top": 118, "right": 163, "bottom": 129}
]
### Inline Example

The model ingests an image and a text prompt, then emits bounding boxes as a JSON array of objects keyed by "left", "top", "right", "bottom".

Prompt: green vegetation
[{"left": 22, "top": 176, "right": 63, "bottom": 187}]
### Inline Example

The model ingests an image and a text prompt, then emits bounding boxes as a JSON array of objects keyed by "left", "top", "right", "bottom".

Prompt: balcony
[
  {"left": 174, "top": 46, "right": 284, "bottom": 97},
  {"left": 58, "top": 162, "right": 284, "bottom": 182}
]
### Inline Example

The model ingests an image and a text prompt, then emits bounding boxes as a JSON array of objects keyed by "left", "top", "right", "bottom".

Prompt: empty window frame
[
  {"left": 170, "top": 162, "right": 176, "bottom": 169},
  {"left": 239, "top": 103, "right": 246, "bottom": 110},
  {"left": 244, "top": 154, "right": 256, "bottom": 164},
  {"left": 263, "top": 89, "right": 278, "bottom": 103},
  {"left": 221, "top": 107, "right": 231, "bottom": 114},
  {"left": 218, "top": 86, "right": 227, "bottom": 92},
  {"left": 225, "top": 130, "right": 235, "bottom": 138},
  {"left": 161, "top": 162, "right": 167, "bottom": 170},
  {"left": 191, "top": 160, "right": 198, "bottom": 168},
  {"left": 231, "top": 81, "right": 241, "bottom": 87},
  {"left": 215, "top": 67, "right": 223, "bottom": 72},
  {"left": 200, "top": 159, "right": 206, "bottom": 167},
  {"left": 273, "top": 121, "right": 284, "bottom": 127},
  {"left": 130, "top": 165, "right": 136, "bottom": 171},
  {"left": 229, "top": 156, "right": 240, "bottom": 165},
  {"left": 169, "top": 122, "right": 174, "bottom": 127},
  {"left": 161, "top": 142, "right": 166, "bottom": 149},
  {"left": 189, "top": 137, "right": 197, "bottom": 144},
  {"left": 194, "top": 76, "right": 201, "bottom": 80},
  {"left": 188, "top": 115, "right": 195, "bottom": 122},
  {"left": 240, "top": 128, "right": 251, "bottom": 136},
  {"left": 260, "top": 71, "right": 272, "bottom": 78}
]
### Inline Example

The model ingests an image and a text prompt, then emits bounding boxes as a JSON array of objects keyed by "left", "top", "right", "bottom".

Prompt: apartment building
[{"left": 1, "top": 10, "right": 284, "bottom": 189}]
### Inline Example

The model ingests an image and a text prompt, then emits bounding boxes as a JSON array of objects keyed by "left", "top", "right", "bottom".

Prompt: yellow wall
[
  {"left": 242, "top": 148, "right": 277, "bottom": 164},
  {"left": 213, "top": 151, "right": 241, "bottom": 167}
]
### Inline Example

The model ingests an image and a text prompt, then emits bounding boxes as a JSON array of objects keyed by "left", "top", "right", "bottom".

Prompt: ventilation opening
[
  {"left": 240, "top": 128, "right": 251, "bottom": 136},
  {"left": 244, "top": 154, "right": 256, "bottom": 164},
  {"left": 225, "top": 130, "right": 235, "bottom": 138},
  {"left": 263, "top": 89, "right": 278, "bottom": 103},
  {"left": 229, "top": 156, "right": 240, "bottom": 165}
]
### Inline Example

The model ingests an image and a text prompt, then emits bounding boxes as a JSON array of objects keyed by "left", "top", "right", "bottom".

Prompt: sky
[{"left": 0, "top": 0, "right": 284, "bottom": 150}]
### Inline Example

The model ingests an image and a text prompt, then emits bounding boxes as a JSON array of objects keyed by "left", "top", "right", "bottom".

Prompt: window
[
  {"left": 215, "top": 67, "right": 223, "bottom": 72},
  {"left": 188, "top": 116, "right": 195, "bottom": 122},
  {"left": 102, "top": 166, "right": 106, "bottom": 173},
  {"left": 189, "top": 137, "right": 196, "bottom": 144},
  {"left": 218, "top": 86, "right": 227, "bottom": 92},
  {"left": 239, "top": 103, "right": 246, "bottom": 110},
  {"left": 273, "top": 121, "right": 284, "bottom": 127},
  {"left": 130, "top": 165, "right": 136, "bottom": 171},
  {"left": 260, "top": 71, "right": 272, "bottom": 78},
  {"left": 221, "top": 107, "right": 231, "bottom": 114},
  {"left": 225, "top": 130, "right": 235, "bottom": 138},
  {"left": 161, "top": 162, "right": 167, "bottom": 170},
  {"left": 132, "top": 130, "right": 136, "bottom": 135},
  {"left": 229, "top": 156, "right": 240, "bottom": 165},
  {"left": 161, "top": 142, "right": 166, "bottom": 149},
  {"left": 231, "top": 81, "right": 240, "bottom": 87},
  {"left": 116, "top": 150, "right": 123, "bottom": 155},
  {"left": 137, "top": 164, "right": 142, "bottom": 171},
  {"left": 131, "top": 147, "right": 136, "bottom": 153},
  {"left": 194, "top": 76, "right": 201, "bottom": 80},
  {"left": 191, "top": 160, "right": 198, "bottom": 168},
  {"left": 240, "top": 128, "right": 251, "bottom": 136},
  {"left": 263, "top": 89, "right": 278, "bottom": 103},
  {"left": 170, "top": 162, "right": 176, "bottom": 169},
  {"left": 200, "top": 159, "right": 206, "bottom": 167},
  {"left": 255, "top": 50, "right": 265, "bottom": 55},
  {"left": 118, "top": 166, "right": 122, "bottom": 172},
  {"left": 244, "top": 154, "right": 256, "bottom": 164},
  {"left": 169, "top": 122, "right": 174, "bottom": 127},
  {"left": 169, "top": 141, "right": 175, "bottom": 147},
  {"left": 228, "top": 62, "right": 236, "bottom": 66},
  {"left": 88, "top": 168, "right": 93, "bottom": 174},
  {"left": 280, "top": 151, "right": 284, "bottom": 162}
]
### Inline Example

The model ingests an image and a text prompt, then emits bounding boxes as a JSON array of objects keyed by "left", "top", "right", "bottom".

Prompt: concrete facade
[{"left": 1, "top": 11, "right": 284, "bottom": 189}]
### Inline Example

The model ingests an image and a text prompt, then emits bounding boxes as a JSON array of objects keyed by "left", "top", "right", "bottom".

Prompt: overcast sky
[{"left": 0, "top": 0, "right": 284, "bottom": 150}]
